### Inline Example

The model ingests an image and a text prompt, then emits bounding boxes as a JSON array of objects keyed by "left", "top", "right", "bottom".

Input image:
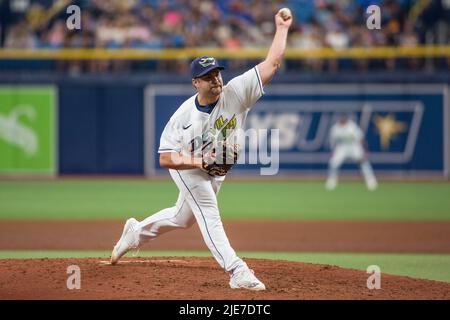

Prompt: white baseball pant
[
  {"left": 134, "top": 168, "right": 247, "bottom": 273},
  {"left": 326, "top": 145, "right": 377, "bottom": 190}
]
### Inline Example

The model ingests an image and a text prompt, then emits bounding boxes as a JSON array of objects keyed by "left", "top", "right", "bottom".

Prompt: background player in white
[
  {"left": 110, "top": 9, "right": 293, "bottom": 291},
  {"left": 325, "top": 114, "right": 378, "bottom": 191}
]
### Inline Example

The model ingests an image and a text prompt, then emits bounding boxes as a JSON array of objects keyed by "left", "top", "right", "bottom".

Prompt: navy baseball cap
[{"left": 190, "top": 56, "right": 225, "bottom": 78}]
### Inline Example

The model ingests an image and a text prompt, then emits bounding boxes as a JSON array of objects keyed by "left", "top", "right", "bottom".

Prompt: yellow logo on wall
[{"left": 373, "top": 113, "right": 408, "bottom": 150}]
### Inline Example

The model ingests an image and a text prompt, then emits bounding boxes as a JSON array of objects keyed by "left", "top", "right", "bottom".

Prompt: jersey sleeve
[
  {"left": 158, "top": 118, "right": 182, "bottom": 153},
  {"left": 227, "top": 66, "right": 265, "bottom": 111}
]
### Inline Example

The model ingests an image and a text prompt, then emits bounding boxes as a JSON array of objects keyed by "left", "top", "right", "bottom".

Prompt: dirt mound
[{"left": 1, "top": 257, "right": 449, "bottom": 300}]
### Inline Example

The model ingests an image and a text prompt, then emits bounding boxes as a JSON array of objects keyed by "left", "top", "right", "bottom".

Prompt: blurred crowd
[{"left": 1, "top": 0, "right": 450, "bottom": 74}]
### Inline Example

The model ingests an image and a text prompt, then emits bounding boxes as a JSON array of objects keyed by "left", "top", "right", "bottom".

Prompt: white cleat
[
  {"left": 229, "top": 268, "right": 266, "bottom": 291},
  {"left": 110, "top": 218, "right": 139, "bottom": 265}
]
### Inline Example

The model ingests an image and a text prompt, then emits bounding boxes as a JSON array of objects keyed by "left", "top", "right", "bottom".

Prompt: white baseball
[{"left": 279, "top": 7, "right": 292, "bottom": 21}]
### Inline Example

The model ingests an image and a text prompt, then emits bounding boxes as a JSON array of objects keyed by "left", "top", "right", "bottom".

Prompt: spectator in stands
[
  {"left": 0, "top": 0, "right": 448, "bottom": 73},
  {"left": 4, "top": 21, "right": 36, "bottom": 48}
]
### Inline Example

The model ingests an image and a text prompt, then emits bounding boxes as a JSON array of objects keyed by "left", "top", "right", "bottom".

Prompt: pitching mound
[{"left": 1, "top": 257, "right": 449, "bottom": 299}]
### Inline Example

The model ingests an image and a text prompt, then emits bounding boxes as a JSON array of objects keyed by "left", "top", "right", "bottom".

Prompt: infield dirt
[
  {"left": 1, "top": 257, "right": 450, "bottom": 299},
  {"left": 1, "top": 220, "right": 450, "bottom": 299}
]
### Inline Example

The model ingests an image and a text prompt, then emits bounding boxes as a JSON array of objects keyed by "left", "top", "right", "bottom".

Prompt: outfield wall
[{"left": 0, "top": 73, "right": 449, "bottom": 177}]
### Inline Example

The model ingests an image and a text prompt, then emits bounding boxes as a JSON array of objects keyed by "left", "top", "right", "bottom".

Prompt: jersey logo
[
  {"left": 182, "top": 124, "right": 192, "bottom": 130},
  {"left": 214, "top": 115, "right": 237, "bottom": 139},
  {"left": 198, "top": 57, "right": 216, "bottom": 67},
  {"left": 188, "top": 115, "right": 237, "bottom": 155}
]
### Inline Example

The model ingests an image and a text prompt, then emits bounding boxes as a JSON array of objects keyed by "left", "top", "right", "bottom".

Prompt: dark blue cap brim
[{"left": 193, "top": 65, "right": 225, "bottom": 78}]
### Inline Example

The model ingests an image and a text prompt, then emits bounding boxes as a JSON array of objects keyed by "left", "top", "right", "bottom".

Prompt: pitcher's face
[{"left": 192, "top": 69, "right": 223, "bottom": 97}]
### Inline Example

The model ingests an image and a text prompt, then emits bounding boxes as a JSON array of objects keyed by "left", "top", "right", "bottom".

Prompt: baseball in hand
[{"left": 279, "top": 7, "right": 292, "bottom": 21}]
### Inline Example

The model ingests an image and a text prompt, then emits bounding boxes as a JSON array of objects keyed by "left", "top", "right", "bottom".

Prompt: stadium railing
[{"left": 0, "top": 46, "right": 449, "bottom": 60}]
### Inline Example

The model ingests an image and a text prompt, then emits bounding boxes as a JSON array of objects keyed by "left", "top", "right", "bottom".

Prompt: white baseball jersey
[
  {"left": 329, "top": 119, "right": 365, "bottom": 167},
  {"left": 158, "top": 66, "right": 264, "bottom": 163},
  {"left": 329, "top": 119, "right": 363, "bottom": 149}
]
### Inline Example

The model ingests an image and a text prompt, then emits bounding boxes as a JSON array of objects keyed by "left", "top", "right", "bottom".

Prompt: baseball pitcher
[{"left": 111, "top": 9, "right": 293, "bottom": 291}]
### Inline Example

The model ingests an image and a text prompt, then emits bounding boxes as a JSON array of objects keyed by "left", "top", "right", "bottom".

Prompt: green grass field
[
  {"left": 1, "top": 180, "right": 450, "bottom": 283},
  {"left": 1, "top": 180, "right": 450, "bottom": 220}
]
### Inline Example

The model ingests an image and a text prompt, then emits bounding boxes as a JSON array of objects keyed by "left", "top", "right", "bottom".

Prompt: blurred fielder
[
  {"left": 325, "top": 115, "right": 378, "bottom": 191},
  {"left": 110, "top": 9, "right": 293, "bottom": 291}
]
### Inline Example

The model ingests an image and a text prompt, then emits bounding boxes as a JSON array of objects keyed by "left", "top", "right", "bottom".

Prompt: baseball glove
[{"left": 201, "top": 141, "right": 239, "bottom": 176}]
